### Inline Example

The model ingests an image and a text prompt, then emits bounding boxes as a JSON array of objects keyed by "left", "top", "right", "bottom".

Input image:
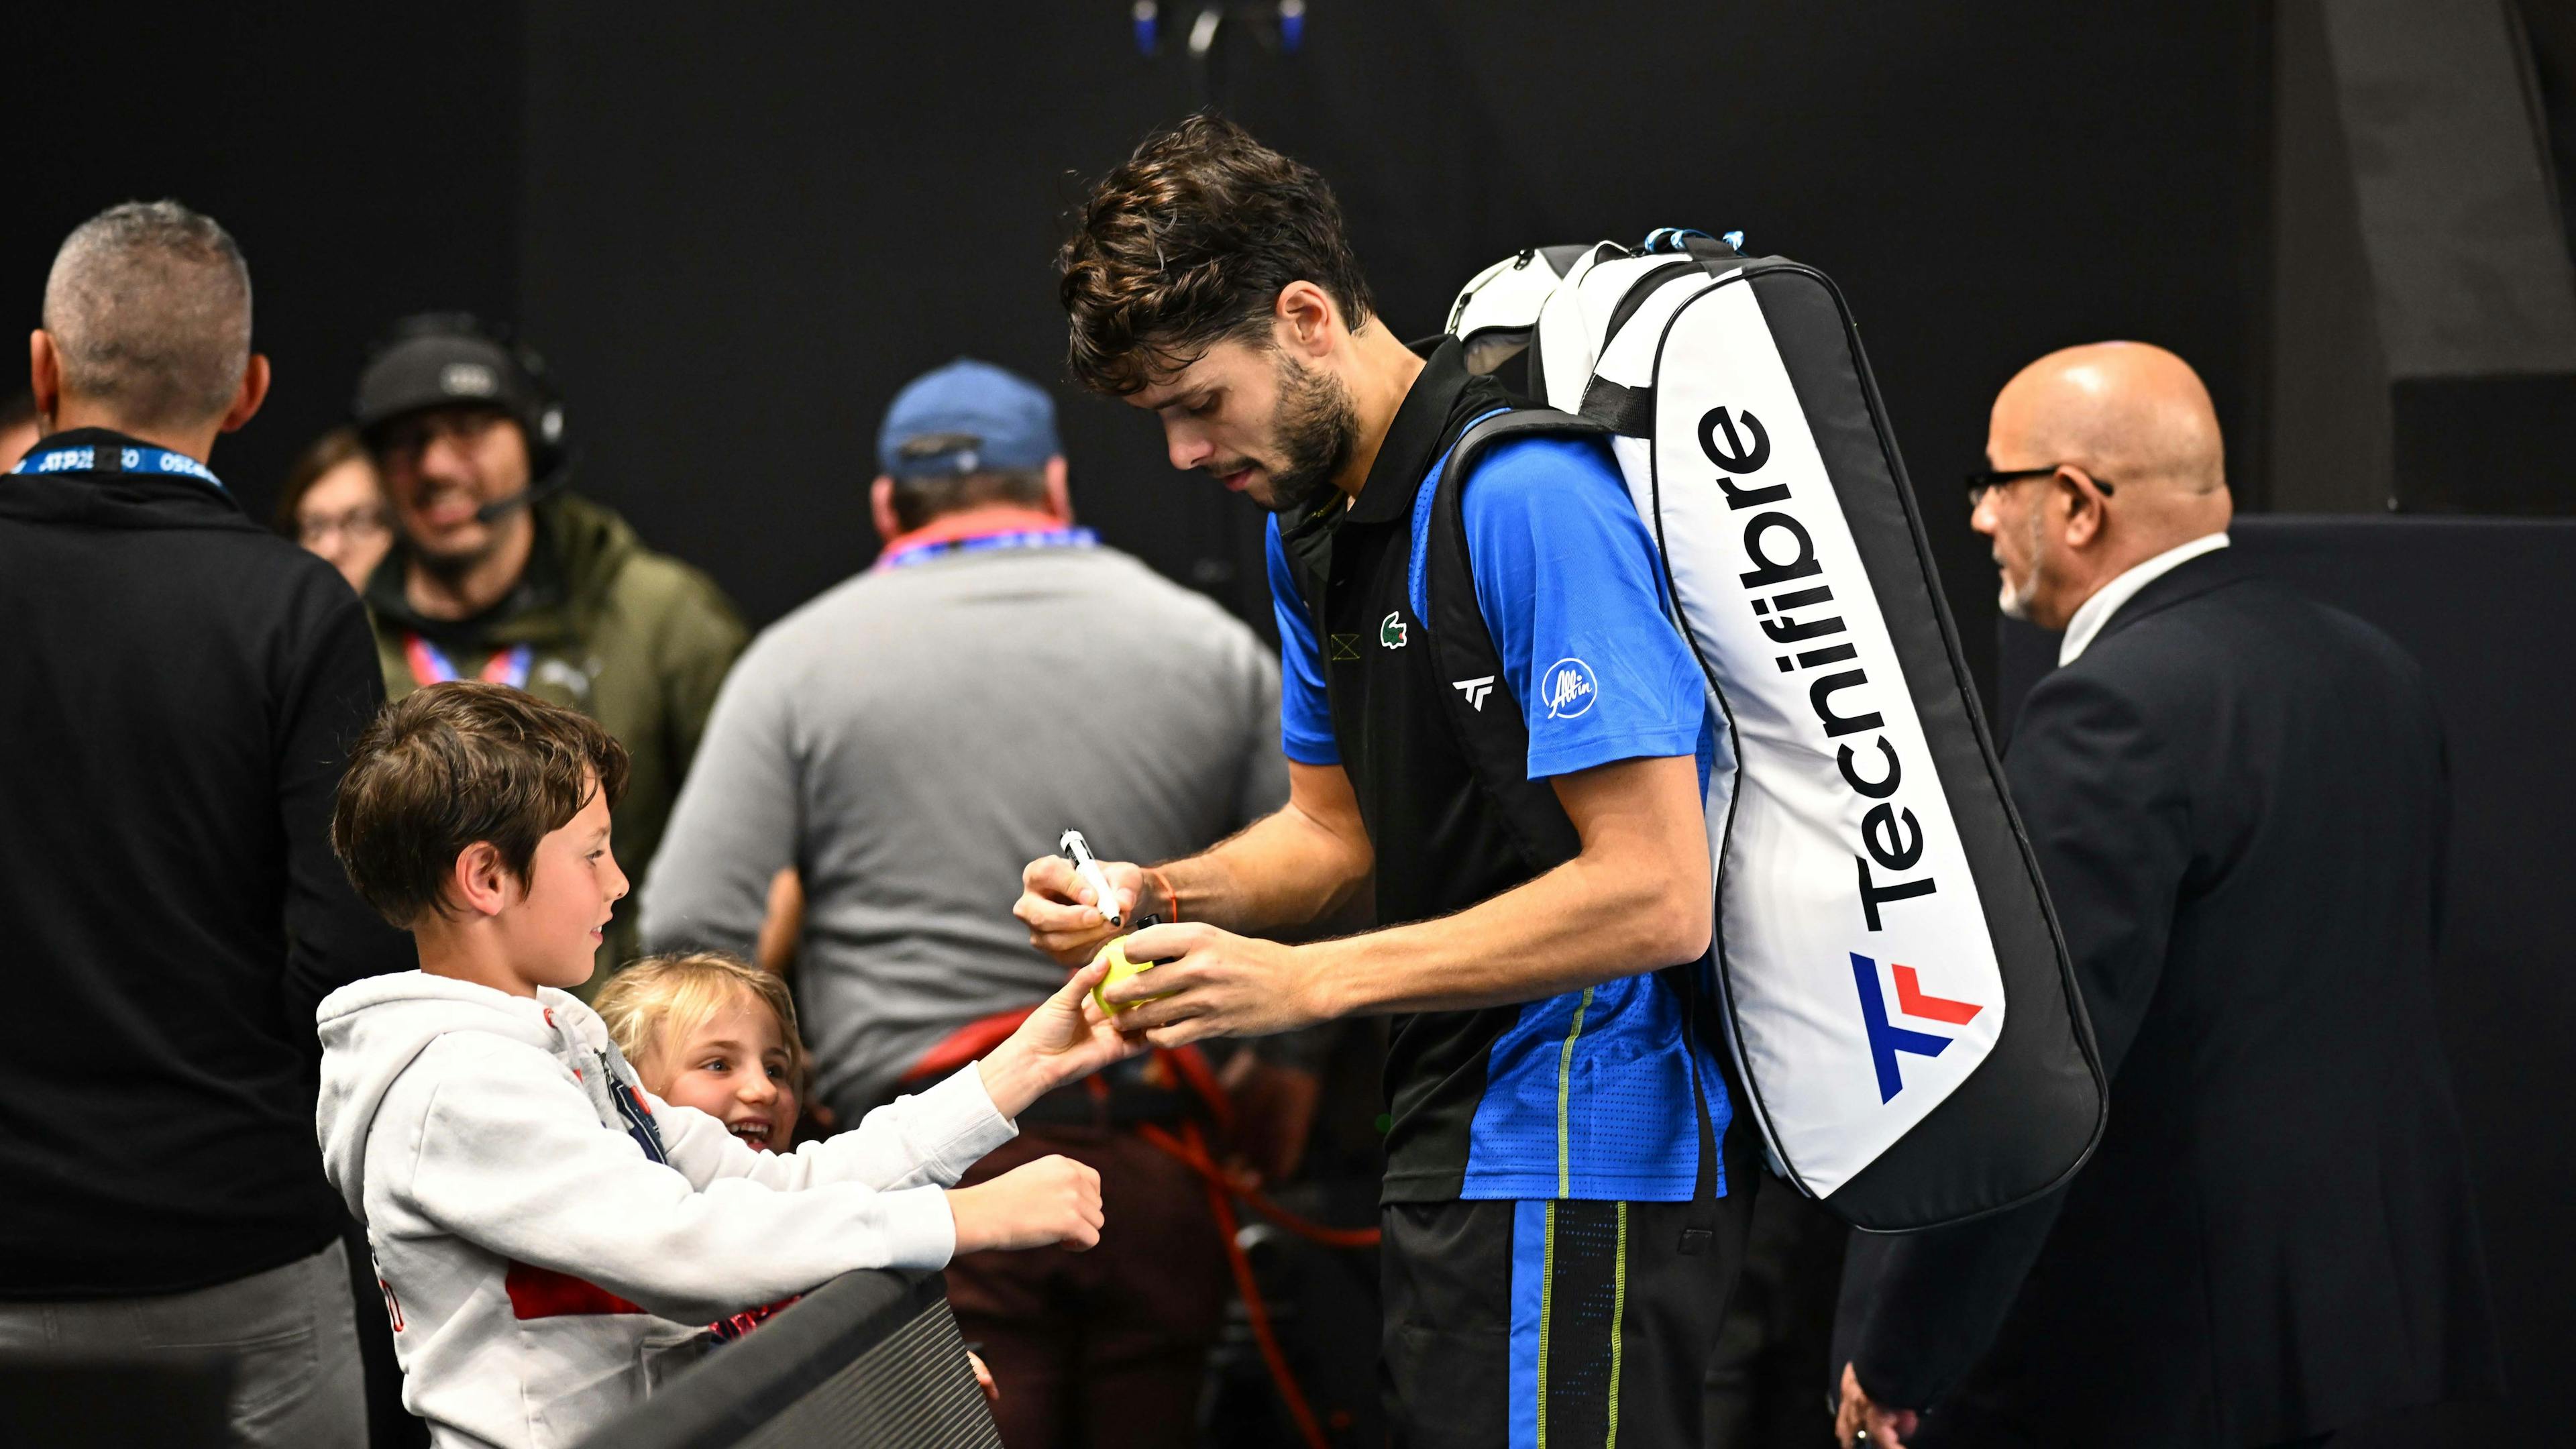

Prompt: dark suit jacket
[{"left": 1837, "top": 546, "right": 2499, "bottom": 1447}]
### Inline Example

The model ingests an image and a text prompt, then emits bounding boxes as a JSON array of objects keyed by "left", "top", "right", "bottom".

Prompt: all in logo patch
[
  {"left": 1850, "top": 954, "right": 1984, "bottom": 1102},
  {"left": 1542, "top": 657, "right": 1598, "bottom": 718},
  {"left": 1380, "top": 611, "right": 1409, "bottom": 649}
]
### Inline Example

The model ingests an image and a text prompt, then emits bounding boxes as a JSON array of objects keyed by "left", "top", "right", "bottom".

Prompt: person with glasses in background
[
  {"left": 274, "top": 426, "right": 392, "bottom": 593},
  {"left": 350, "top": 315, "right": 747, "bottom": 987}
]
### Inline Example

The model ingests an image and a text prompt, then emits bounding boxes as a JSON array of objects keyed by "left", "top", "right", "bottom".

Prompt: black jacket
[
  {"left": 0, "top": 429, "right": 415, "bottom": 1298},
  {"left": 1838, "top": 546, "right": 2499, "bottom": 1446}
]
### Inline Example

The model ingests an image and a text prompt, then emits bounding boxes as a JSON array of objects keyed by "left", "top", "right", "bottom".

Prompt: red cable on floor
[{"left": 1134, "top": 1046, "right": 1385, "bottom": 1448}]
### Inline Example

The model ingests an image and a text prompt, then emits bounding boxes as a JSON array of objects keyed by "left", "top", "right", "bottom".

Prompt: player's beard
[{"left": 1256, "top": 352, "right": 1359, "bottom": 516}]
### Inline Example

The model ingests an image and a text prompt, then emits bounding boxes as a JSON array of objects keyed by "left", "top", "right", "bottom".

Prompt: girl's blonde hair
[{"left": 593, "top": 951, "right": 808, "bottom": 1086}]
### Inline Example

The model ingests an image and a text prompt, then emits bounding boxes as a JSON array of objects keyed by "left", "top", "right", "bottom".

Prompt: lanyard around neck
[
  {"left": 877, "top": 525, "right": 1098, "bottom": 570},
  {"left": 405, "top": 635, "right": 534, "bottom": 691},
  {"left": 10, "top": 442, "right": 224, "bottom": 493}
]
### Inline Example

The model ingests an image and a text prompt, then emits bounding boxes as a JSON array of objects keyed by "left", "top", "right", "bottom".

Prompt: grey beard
[{"left": 1997, "top": 572, "right": 2033, "bottom": 622}]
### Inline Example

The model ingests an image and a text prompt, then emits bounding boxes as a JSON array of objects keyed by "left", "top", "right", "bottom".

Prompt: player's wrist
[
  {"left": 1146, "top": 855, "right": 1219, "bottom": 926},
  {"left": 1142, "top": 863, "right": 1181, "bottom": 923},
  {"left": 1295, "top": 937, "right": 1362, "bottom": 1019},
  {"left": 1165, "top": 852, "right": 1270, "bottom": 934}
]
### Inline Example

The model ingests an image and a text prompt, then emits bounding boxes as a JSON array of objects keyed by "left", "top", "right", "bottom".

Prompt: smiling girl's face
[{"left": 641, "top": 987, "right": 800, "bottom": 1152}]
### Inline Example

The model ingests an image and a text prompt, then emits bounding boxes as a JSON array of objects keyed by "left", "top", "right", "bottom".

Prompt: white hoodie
[{"left": 316, "top": 971, "right": 1015, "bottom": 1449}]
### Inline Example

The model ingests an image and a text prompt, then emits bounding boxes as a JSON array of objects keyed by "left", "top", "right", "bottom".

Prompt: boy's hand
[
  {"left": 1016, "top": 854, "right": 1148, "bottom": 965},
  {"left": 977, "top": 958, "right": 1148, "bottom": 1118},
  {"left": 945, "top": 1155, "right": 1104, "bottom": 1253}
]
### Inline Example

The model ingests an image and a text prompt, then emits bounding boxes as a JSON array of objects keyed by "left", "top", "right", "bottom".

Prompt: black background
[
  {"left": 10, "top": 1, "right": 2267, "bottom": 712},
  {"left": 8, "top": 10, "right": 521, "bottom": 515},
  {"left": 18, "top": 6, "right": 2557, "bottom": 1446}
]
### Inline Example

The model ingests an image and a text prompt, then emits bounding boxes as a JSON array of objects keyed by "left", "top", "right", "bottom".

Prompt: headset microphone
[
  {"left": 461, "top": 395, "right": 572, "bottom": 524},
  {"left": 472, "top": 480, "right": 559, "bottom": 524}
]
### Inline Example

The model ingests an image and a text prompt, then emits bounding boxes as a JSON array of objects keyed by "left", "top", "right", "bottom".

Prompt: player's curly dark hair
[{"left": 1058, "top": 113, "right": 1377, "bottom": 396}]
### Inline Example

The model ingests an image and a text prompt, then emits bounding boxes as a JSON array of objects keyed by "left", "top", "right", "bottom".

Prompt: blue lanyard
[
  {"left": 10, "top": 443, "right": 224, "bottom": 493},
  {"left": 879, "top": 526, "right": 1098, "bottom": 569}
]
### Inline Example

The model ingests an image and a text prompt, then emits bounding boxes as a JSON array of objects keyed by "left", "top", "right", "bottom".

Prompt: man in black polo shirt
[
  {"left": 1019, "top": 117, "right": 1754, "bottom": 1446},
  {"left": 0, "top": 201, "right": 412, "bottom": 1446}
]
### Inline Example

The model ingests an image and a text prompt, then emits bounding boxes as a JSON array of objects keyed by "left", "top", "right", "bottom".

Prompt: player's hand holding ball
[{"left": 1095, "top": 920, "right": 1335, "bottom": 1047}]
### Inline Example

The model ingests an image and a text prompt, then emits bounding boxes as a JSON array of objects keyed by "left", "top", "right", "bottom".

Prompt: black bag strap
[
  {"left": 1423, "top": 407, "right": 1727, "bottom": 1237},
  {"left": 1419, "top": 409, "right": 1613, "bottom": 874}
]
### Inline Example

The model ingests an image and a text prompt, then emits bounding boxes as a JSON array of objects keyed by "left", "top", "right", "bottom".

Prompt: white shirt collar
[{"left": 2057, "top": 532, "right": 2230, "bottom": 665}]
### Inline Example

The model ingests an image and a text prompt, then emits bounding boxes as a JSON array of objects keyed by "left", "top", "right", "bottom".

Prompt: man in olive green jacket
[{"left": 353, "top": 317, "right": 745, "bottom": 984}]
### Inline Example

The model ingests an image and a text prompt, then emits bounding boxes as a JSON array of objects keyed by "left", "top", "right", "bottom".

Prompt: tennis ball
[{"left": 1090, "top": 935, "right": 1173, "bottom": 1016}]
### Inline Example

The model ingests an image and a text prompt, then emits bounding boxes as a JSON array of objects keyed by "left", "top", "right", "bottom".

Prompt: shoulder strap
[
  {"left": 1275, "top": 506, "right": 1336, "bottom": 648},
  {"left": 1419, "top": 409, "right": 1619, "bottom": 873}
]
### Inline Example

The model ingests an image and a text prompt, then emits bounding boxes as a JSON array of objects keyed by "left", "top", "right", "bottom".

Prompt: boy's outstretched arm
[
  {"left": 392, "top": 1035, "right": 994, "bottom": 1324},
  {"left": 971, "top": 957, "right": 1150, "bottom": 1118},
  {"left": 654, "top": 961, "right": 1144, "bottom": 1195}
]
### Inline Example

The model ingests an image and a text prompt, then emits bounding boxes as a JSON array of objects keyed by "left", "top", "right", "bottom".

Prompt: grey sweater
[{"left": 639, "top": 542, "right": 1285, "bottom": 1119}]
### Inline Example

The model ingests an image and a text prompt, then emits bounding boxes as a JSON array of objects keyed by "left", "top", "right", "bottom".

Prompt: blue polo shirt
[
  {"left": 1269, "top": 433, "right": 1715, "bottom": 788},
  {"left": 1267, "top": 433, "right": 1727, "bottom": 1201}
]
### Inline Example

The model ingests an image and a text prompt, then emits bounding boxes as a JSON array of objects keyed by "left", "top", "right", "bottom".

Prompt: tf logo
[{"left": 1849, "top": 953, "right": 1982, "bottom": 1103}]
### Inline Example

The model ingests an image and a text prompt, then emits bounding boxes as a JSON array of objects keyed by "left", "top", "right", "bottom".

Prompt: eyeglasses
[
  {"left": 376, "top": 407, "right": 509, "bottom": 462},
  {"left": 299, "top": 506, "right": 392, "bottom": 546},
  {"left": 1964, "top": 464, "right": 2115, "bottom": 514}
]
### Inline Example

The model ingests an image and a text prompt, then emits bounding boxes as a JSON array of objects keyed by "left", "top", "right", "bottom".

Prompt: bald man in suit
[{"left": 1831, "top": 344, "right": 2498, "bottom": 1448}]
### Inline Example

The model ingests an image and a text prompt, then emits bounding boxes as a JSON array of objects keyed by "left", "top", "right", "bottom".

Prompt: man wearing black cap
[{"left": 352, "top": 315, "right": 746, "bottom": 979}]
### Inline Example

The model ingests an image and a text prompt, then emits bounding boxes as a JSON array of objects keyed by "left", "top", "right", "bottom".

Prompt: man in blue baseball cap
[
  {"left": 645, "top": 358, "right": 1304, "bottom": 1447},
  {"left": 865, "top": 358, "right": 1073, "bottom": 552}
]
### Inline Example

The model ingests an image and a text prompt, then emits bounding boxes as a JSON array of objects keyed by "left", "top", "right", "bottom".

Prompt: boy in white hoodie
[{"left": 316, "top": 681, "right": 1138, "bottom": 1449}]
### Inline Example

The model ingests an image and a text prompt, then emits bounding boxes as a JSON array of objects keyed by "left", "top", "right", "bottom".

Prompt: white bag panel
[
  {"left": 1591, "top": 271, "right": 1722, "bottom": 392},
  {"left": 1534, "top": 247, "right": 1611, "bottom": 408},
  {"left": 1639, "top": 278, "right": 2007, "bottom": 1197},
  {"left": 1449, "top": 252, "right": 1561, "bottom": 369},
  {"left": 1571, "top": 252, "right": 1686, "bottom": 331}
]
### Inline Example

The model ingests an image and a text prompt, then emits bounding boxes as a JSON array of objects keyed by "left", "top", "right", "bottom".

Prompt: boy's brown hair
[
  {"left": 331, "top": 681, "right": 631, "bottom": 928},
  {"left": 1057, "top": 112, "right": 1377, "bottom": 396},
  {"left": 592, "top": 951, "right": 809, "bottom": 1087}
]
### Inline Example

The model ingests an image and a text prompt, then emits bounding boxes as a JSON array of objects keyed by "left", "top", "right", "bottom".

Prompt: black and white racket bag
[{"left": 1432, "top": 231, "right": 2104, "bottom": 1231}]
